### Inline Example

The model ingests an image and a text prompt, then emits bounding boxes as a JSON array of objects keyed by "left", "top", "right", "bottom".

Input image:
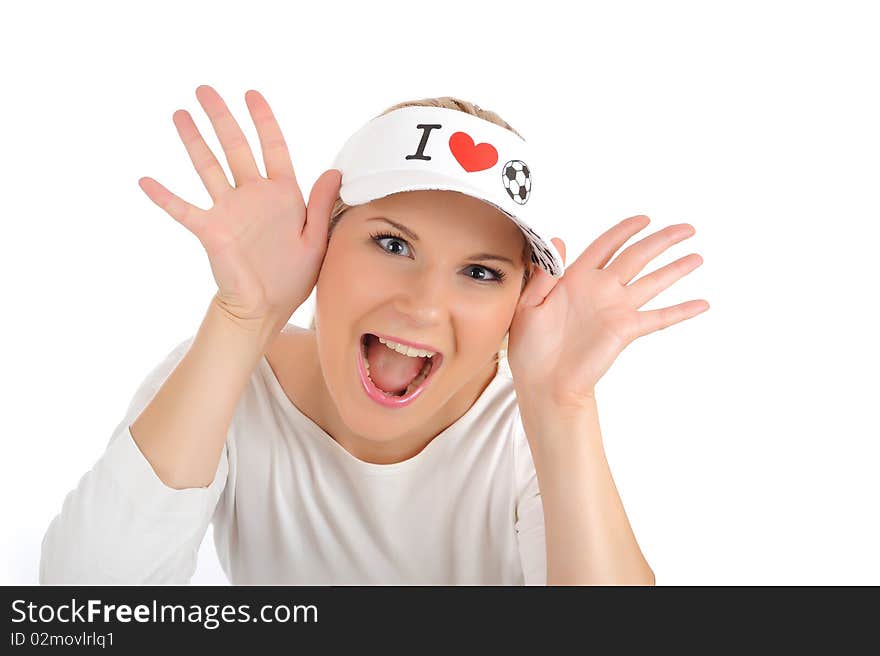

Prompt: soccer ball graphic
[{"left": 501, "top": 160, "right": 531, "bottom": 204}]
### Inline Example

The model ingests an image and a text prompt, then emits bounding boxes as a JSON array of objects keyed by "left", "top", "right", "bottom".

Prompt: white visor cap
[{"left": 330, "top": 105, "right": 564, "bottom": 278}]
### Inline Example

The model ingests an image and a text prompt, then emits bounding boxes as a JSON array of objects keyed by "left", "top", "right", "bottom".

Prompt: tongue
[{"left": 365, "top": 335, "right": 425, "bottom": 394}]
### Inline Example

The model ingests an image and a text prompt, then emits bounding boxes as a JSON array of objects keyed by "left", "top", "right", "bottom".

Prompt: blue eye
[
  {"left": 464, "top": 265, "right": 506, "bottom": 283},
  {"left": 369, "top": 231, "right": 508, "bottom": 284},
  {"left": 371, "top": 231, "right": 411, "bottom": 257}
]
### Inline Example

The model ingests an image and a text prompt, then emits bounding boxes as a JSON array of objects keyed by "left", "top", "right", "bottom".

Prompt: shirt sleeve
[
  {"left": 512, "top": 405, "right": 547, "bottom": 586},
  {"left": 39, "top": 336, "right": 230, "bottom": 584}
]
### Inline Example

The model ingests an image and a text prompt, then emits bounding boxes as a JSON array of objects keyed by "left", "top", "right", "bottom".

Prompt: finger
[
  {"left": 195, "top": 85, "right": 261, "bottom": 186},
  {"left": 557, "top": 238, "right": 566, "bottom": 266},
  {"left": 628, "top": 253, "right": 704, "bottom": 308},
  {"left": 635, "top": 299, "right": 710, "bottom": 336},
  {"left": 244, "top": 90, "right": 298, "bottom": 183},
  {"left": 607, "top": 223, "right": 696, "bottom": 285},
  {"left": 567, "top": 215, "right": 651, "bottom": 279},
  {"left": 172, "top": 109, "right": 231, "bottom": 202},
  {"left": 303, "top": 169, "right": 343, "bottom": 244},
  {"left": 138, "top": 176, "right": 208, "bottom": 237},
  {"left": 519, "top": 237, "right": 566, "bottom": 308}
]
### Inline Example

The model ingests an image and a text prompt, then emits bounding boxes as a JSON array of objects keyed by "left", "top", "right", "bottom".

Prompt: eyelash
[{"left": 369, "top": 231, "right": 507, "bottom": 284}]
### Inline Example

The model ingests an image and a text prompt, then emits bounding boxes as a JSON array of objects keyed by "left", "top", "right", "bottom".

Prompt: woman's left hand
[{"left": 507, "top": 215, "right": 709, "bottom": 411}]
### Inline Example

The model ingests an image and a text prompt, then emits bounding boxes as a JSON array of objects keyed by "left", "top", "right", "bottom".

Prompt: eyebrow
[{"left": 366, "top": 217, "right": 516, "bottom": 266}]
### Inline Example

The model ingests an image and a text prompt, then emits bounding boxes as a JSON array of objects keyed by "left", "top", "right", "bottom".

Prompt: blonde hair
[{"left": 308, "top": 96, "right": 536, "bottom": 364}]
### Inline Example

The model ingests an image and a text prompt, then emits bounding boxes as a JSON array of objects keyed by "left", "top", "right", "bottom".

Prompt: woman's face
[{"left": 314, "top": 189, "right": 527, "bottom": 441}]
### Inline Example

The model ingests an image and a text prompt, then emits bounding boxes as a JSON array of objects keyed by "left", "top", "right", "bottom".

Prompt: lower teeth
[
  {"left": 365, "top": 358, "right": 432, "bottom": 398},
  {"left": 402, "top": 364, "right": 430, "bottom": 396}
]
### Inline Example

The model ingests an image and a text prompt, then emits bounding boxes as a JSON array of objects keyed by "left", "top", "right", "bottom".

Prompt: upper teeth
[{"left": 378, "top": 336, "right": 436, "bottom": 358}]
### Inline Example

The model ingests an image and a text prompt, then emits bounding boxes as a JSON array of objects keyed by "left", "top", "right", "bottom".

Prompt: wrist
[
  {"left": 207, "top": 294, "right": 287, "bottom": 349},
  {"left": 516, "top": 389, "right": 602, "bottom": 453},
  {"left": 515, "top": 383, "right": 597, "bottom": 418}
]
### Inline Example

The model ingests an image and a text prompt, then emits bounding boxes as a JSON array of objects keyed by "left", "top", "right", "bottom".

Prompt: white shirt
[{"left": 40, "top": 334, "right": 547, "bottom": 585}]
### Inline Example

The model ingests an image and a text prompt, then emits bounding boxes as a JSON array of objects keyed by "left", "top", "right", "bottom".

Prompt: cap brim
[{"left": 340, "top": 169, "right": 503, "bottom": 211}]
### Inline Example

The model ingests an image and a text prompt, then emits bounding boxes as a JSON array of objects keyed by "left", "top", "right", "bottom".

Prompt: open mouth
[{"left": 357, "top": 333, "right": 442, "bottom": 406}]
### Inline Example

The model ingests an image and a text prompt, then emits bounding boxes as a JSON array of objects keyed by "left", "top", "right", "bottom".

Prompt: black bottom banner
[{"left": 1, "top": 585, "right": 875, "bottom": 650}]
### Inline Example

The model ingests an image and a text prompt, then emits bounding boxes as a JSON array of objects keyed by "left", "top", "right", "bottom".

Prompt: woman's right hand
[{"left": 138, "top": 85, "right": 342, "bottom": 325}]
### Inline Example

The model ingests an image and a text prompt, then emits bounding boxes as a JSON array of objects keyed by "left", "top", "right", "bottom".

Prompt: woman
[{"left": 39, "top": 86, "right": 707, "bottom": 585}]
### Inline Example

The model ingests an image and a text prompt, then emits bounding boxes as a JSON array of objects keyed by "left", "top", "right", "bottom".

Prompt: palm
[
  {"left": 199, "top": 179, "right": 313, "bottom": 315},
  {"left": 509, "top": 267, "right": 632, "bottom": 402}
]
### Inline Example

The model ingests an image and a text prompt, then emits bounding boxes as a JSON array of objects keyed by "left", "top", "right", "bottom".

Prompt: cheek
[
  {"left": 317, "top": 244, "right": 371, "bottom": 301},
  {"left": 316, "top": 251, "right": 349, "bottom": 329},
  {"left": 316, "top": 248, "right": 398, "bottom": 334},
  {"left": 457, "top": 300, "right": 517, "bottom": 346}
]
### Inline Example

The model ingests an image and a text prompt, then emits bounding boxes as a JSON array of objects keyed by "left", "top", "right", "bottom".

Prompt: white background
[{"left": 2, "top": 0, "right": 878, "bottom": 585}]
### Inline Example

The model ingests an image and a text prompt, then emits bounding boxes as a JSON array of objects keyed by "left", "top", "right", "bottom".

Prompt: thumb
[
  {"left": 518, "top": 237, "right": 566, "bottom": 309},
  {"left": 303, "top": 169, "right": 343, "bottom": 244}
]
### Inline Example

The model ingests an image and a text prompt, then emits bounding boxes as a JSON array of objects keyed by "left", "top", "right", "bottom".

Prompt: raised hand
[
  {"left": 138, "top": 85, "right": 341, "bottom": 324},
  {"left": 507, "top": 215, "right": 709, "bottom": 410}
]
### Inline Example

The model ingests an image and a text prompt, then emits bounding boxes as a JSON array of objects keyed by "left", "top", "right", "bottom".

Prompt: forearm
[
  {"left": 130, "top": 295, "right": 285, "bottom": 489},
  {"left": 517, "top": 393, "right": 655, "bottom": 585}
]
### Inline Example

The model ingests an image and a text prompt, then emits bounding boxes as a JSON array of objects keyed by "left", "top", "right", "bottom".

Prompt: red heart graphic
[{"left": 448, "top": 132, "right": 498, "bottom": 172}]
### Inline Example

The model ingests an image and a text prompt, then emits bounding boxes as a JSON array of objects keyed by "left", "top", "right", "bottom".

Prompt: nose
[{"left": 389, "top": 267, "right": 451, "bottom": 326}]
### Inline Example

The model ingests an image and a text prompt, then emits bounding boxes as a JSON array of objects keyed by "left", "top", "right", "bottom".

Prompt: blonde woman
[{"left": 40, "top": 85, "right": 707, "bottom": 585}]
